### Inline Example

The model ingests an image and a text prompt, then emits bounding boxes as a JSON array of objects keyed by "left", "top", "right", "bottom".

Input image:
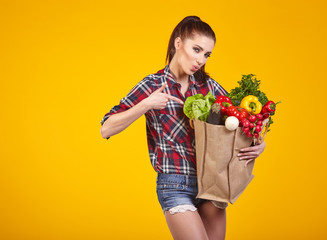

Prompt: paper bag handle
[{"left": 190, "top": 119, "right": 194, "bottom": 129}]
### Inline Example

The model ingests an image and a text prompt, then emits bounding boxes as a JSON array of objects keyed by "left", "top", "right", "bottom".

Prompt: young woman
[{"left": 100, "top": 16, "right": 266, "bottom": 240}]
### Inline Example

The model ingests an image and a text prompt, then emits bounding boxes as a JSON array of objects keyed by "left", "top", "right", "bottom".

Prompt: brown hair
[{"left": 165, "top": 16, "right": 216, "bottom": 84}]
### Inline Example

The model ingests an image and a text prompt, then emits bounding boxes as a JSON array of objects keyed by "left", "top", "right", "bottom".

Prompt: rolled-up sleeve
[{"left": 100, "top": 76, "right": 153, "bottom": 139}]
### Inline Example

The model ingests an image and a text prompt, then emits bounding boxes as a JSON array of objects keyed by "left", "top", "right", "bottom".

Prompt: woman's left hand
[{"left": 238, "top": 140, "right": 266, "bottom": 167}]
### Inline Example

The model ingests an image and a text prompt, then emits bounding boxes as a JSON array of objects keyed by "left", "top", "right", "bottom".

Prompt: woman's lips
[{"left": 191, "top": 65, "right": 200, "bottom": 71}]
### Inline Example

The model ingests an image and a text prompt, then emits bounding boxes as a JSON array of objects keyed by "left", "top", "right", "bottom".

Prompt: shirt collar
[{"left": 164, "top": 64, "right": 199, "bottom": 88}]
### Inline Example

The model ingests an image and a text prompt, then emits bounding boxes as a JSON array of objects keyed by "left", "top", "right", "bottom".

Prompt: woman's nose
[{"left": 196, "top": 56, "right": 204, "bottom": 65}]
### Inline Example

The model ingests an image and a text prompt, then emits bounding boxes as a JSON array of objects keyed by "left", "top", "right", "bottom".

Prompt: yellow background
[{"left": 1, "top": 0, "right": 326, "bottom": 239}]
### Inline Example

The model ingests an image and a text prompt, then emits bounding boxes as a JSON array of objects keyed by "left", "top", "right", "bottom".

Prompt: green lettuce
[{"left": 183, "top": 91, "right": 216, "bottom": 122}]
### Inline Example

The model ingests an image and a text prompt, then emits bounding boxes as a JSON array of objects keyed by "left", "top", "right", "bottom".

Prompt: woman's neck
[{"left": 169, "top": 59, "right": 189, "bottom": 84}]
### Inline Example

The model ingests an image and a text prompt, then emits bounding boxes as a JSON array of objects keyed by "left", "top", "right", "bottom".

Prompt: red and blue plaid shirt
[{"left": 101, "top": 64, "right": 228, "bottom": 176}]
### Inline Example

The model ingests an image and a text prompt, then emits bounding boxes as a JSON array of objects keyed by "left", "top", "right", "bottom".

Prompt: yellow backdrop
[{"left": 1, "top": 0, "right": 326, "bottom": 239}]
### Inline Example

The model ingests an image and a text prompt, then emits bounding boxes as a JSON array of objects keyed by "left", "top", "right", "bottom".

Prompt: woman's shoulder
[
  {"left": 206, "top": 77, "right": 222, "bottom": 86},
  {"left": 205, "top": 77, "right": 229, "bottom": 96},
  {"left": 130, "top": 66, "right": 167, "bottom": 93},
  {"left": 141, "top": 66, "right": 168, "bottom": 84},
  {"left": 203, "top": 77, "right": 223, "bottom": 89}
]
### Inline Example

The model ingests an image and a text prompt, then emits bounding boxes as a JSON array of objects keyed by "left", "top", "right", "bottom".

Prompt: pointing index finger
[
  {"left": 165, "top": 94, "right": 184, "bottom": 104},
  {"left": 154, "top": 83, "right": 166, "bottom": 93}
]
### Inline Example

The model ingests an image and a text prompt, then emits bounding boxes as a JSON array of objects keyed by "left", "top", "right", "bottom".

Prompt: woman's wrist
[{"left": 140, "top": 97, "right": 152, "bottom": 112}]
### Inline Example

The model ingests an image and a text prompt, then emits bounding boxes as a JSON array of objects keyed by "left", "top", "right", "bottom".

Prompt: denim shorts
[{"left": 156, "top": 173, "right": 228, "bottom": 214}]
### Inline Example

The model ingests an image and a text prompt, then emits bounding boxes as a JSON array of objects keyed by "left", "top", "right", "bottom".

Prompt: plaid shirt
[{"left": 100, "top": 64, "right": 228, "bottom": 176}]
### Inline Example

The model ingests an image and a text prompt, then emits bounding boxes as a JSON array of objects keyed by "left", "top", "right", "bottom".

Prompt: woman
[{"left": 100, "top": 16, "right": 266, "bottom": 240}]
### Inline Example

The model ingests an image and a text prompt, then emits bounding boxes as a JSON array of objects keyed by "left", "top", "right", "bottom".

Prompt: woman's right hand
[{"left": 144, "top": 83, "right": 184, "bottom": 110}]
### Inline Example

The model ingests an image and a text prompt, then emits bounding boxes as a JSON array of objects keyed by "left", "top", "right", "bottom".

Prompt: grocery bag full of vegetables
[{"left": 184, "top": 74, "right": 280, "bottom": 204}]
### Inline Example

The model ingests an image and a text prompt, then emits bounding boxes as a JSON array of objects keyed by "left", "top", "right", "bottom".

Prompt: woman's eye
[
  {"left": 193, "top": 47, "right": 200, "bottom": 53},
  {"left": 205, "top": 54, "right": 211, "bottom": 58}
]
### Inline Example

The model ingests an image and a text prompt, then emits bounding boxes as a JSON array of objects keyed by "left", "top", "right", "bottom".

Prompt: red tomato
[{"left": 227, "top": 106, "right": 248, "bottom": 121}]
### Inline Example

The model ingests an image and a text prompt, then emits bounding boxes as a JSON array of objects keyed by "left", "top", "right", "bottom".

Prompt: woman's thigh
[
  {"left": 197, "top": 201, "right": 227, "bottom": 240},
  {"left": 164, "top": 210, "right": 209, "bottom": 240}
]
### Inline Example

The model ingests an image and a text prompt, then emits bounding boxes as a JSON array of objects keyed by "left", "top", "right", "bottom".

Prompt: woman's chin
[{"left": 188, "top": 69, "right": 196, "bottom": 75}]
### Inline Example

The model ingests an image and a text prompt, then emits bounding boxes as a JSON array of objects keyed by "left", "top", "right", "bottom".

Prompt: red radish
[
  {"left": 241, "top": 119, "right": 250, "bottom": 128},
  {"left": 256, "top": 120, "right": 263, "bottom": 126},
  {"left": 256, "top": 113, "right": 263, "bottom": 120},
  {"left": 262, "top": 113, "right": 270, "bottom": 120},
  {"left": 246, "top": 131, "right": 253, "bottom": 138},
  {"left": 255, "top": 125, "right": 262, "bottom": 133},
  {"left": 248, "top": 115, "right": 256, "bottom": 123},
  {"left": 242, "top": 127, "right": 250, "bottom": 134},
  {"left": 249, "top": 123, "right": 254, "bottom": 129},
  {"left": 239, "top": 119, "right": 245, "bottom": 127},
  {"left": 254, "top": 132, "right": 259, "bottom": 139}
]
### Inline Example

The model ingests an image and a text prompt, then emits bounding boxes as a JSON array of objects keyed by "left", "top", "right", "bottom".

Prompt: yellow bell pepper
[{"left": 240, "top": 95, "right": 262, "bottom": 114}]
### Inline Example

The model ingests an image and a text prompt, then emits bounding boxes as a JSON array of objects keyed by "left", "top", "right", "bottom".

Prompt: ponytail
[{"left": 165, "top": 16, "right": 216, "bottom": 84}]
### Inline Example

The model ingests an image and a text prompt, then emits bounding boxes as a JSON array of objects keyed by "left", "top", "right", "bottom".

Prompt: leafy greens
[
  {"left": 226, "top": 74, "right": 269, "bottom": 107},
  {"left": 183, "top": 91, "right": 216, "bottom": 122}
]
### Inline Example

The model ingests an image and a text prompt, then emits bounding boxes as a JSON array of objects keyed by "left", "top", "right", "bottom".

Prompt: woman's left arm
[{"left": 238, "top": 141, "right": 266, "bottom": 167}]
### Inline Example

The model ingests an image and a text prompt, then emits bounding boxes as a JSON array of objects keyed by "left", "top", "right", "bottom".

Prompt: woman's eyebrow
[{"left": 194, "top": 44, "right": 212, "bottom": 53}]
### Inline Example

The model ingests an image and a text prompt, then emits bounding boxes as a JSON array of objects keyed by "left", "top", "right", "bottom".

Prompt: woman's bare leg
[
  {"left": 198, "top": 201, "right": 226, "bottom": 240},
  {"left": 164, "top": 210, "right": 209, "bottom": 240}
]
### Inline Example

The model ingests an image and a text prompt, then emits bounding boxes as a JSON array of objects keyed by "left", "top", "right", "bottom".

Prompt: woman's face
[{"left": 175, "top": 33, "right": 215, "bottom": 76}]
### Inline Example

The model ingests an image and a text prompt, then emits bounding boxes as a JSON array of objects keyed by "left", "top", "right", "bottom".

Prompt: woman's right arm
[
  {"left": 100, "top": 98, "right": 150, "bottom": 139},
  {"left": 100, "top": 83, "right": 183, "bottom": 139}
]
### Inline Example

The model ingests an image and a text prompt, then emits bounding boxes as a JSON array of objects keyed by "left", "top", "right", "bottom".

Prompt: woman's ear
[{"left": 174, "top": 37, "right": 182, "bottom": 50}]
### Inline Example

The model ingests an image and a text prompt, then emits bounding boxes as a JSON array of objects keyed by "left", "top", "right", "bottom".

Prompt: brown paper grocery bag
[{"left": 193, "top": 118, "right": 255, "bottom": 204}]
